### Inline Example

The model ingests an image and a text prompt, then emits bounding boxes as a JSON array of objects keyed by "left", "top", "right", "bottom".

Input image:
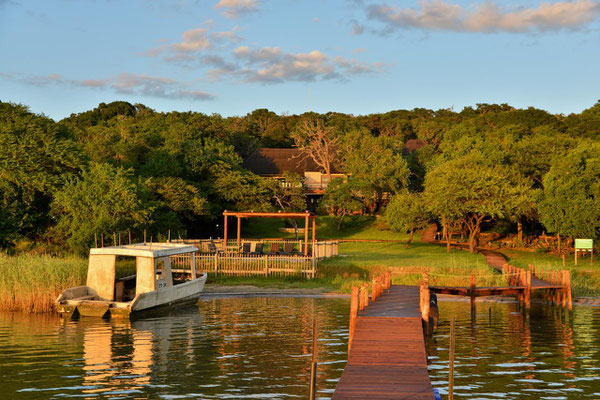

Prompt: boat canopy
[{"left": 87, "top": 243, "right": 198, "bottom": 301}]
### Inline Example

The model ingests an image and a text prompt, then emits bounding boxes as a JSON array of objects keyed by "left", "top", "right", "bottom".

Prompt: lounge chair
[
  {"left": 251, "top": 242, "right": 263, "bottom": 255},
  {"left": 242, "top": 242, "right": 251, "bottom": 254},
  {"left": 280, "top": 242, "right": 295, "bottom": 255},
  {"left": 270, "top": 242, "right": 280, "bottom": 255},
  {"left": 207, "top": 242, "right": 218, "bottom": 253}
]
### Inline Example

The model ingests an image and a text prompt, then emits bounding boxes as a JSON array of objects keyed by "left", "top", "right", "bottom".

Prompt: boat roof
[{"left": 89, "top": 243, "right": 198, "bottom": 258}]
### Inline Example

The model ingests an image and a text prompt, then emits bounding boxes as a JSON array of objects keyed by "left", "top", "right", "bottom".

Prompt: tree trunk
[
  {"left": 468, "top": 229, "right": 476, "bottom": 253},
  {"left": 517, "top": 220, "right": 523, "bottom": 243},
  {"left": 337, "top": 214, "right": 345, "bottom": 231},
  {"left": 406, "top": 229, "right": 414, "bottom": 249}
]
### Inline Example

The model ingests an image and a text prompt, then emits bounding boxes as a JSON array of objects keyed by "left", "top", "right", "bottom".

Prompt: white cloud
[
  {"left": 147, "top": 24, "right": 242, "bottom": 61},
  {"left": 366, "top": 0, "right": 600, "bottom": 33},
  {"left": 232, "top": 46, "right": 383, "bottom": 83},
  {"left": 7, "top": 72, "right": 215, "bottom": 101},
  {"left": 215, "top": 0, "right": 259, "bottom": 18}
]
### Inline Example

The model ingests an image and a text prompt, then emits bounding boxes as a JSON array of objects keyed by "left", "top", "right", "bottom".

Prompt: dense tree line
[{"left": 1, "top": 99, "right": 599, "bottom": 254}]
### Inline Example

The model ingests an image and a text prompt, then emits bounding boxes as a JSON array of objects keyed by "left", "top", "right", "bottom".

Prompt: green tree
[
  {"left": 51, "top": 163, "right": 151, "bottom": 254},
  {"left": 424, "top": 155, "right": 532, "bottom": 253},
  {"left": 537, "top": 142, "right": 600, "bottom": 242},
  {"left": 384, "top": 192, "right": 430, "bottom": 247},
  {"left": 321, "top": 178, "right": 363, "bottom": 230},
  {"left": 0, "top": 102, "right": 83, "bottom": 245},
  {"left": 342, "top": 129, "right": 410, "bottom": 213}
]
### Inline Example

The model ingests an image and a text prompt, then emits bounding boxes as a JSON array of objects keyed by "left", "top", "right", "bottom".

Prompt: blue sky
[{"left": 1, "top": 0, "right": 599, "bottom": 120}]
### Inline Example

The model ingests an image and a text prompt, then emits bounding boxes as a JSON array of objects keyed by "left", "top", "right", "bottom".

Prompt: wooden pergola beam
[{"left": 222, "top": 210, "right": 317, "bottom": 255}]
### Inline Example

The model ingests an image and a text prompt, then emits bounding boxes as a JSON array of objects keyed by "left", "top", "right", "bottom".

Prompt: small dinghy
[{"left": 57, "top": 243, "right": 207, "bottom": 319}]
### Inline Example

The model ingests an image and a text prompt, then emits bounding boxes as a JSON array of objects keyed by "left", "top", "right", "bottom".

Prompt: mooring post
[
  {"left": 448, "top": 317, "right": 455, "bottom": 400},
  {"left": 372, "top": 278, "right": 378, "bottom": 302},
  {"left": 363, "top": 283, "right": 369, "bottom": 308},
  {"left": 470, "top": 274, "right": 476, "bottom": 313},
  {"left": 421, "top": 273, "right": 430, "bottom": 328},
  {"left": 349, "top": 287, "right": 359, "bottom": 351},
  {"left": 309, "top": 318, "right": 318, "bottom": 400},
  {"left": 525, "top": 270, "right": 531, "bottom": 308},
  {"left": 565, "top": 270, "right": 572, "bottom": 311}
]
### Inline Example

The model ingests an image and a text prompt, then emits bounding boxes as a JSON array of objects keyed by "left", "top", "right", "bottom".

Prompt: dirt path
[{"left": 420, "top": 224, "right": 437, "bottom": 243}]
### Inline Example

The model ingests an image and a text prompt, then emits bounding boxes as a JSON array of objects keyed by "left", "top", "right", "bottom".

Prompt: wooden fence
[{"left": 171, "top": 253, "right": 317, "bottom": 278}]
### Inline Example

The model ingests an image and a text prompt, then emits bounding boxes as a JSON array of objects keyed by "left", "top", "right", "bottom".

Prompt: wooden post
[
  {"left": 349, "top": 287, "right": 359, "bottom": 351},
  {"left": 421, "top": 273, "right": 430, "bottom": 328},
  {"left": 223, "top": 213, "right": 228, "bottom": 253},
  {"left": 113, "top": 232, "right": 116, "bottom": 247},
  {"left": 101, "top": 233, "right": 104, "bottom": 247},
  {"left": 363, "top": 283, "right": 369, "bottom": 308},
  {"left": 304, "top": 213, "right": 309, "bottom": 256},
  {"left": 525, "top": 269, "right": 531, "bottom": 309},
  {"left": 143, "top": 230, "right": 146, "bottom": 244},
  {"left": 470, "top": 274, "right": 476, "bottom": 313},
  {"left": 312, "top": 217, "right": 316, "bottom": 250},
  {"left": 448, "top": 317, "right": 455, "bottom": 400},
  {"left": 359, "top": 287, "right": 365, "bottom": 311},
  {"left": 575, "top": 249, "right": 578, "bottom": 266},
  {"left": 237, "top": 216, "right": 241, "bottom": 247},
  {"left": 565, "top": 270, "right": 572, "bottom": 311},
  {"left": 94, "top": 232, "right": 98, "bottom": 248},
  {"left": 309, "top": 318, "right": 318, "bottom": 400},
  {"left": 128, "top": 230, "right": 131, "bottom": 245},
  {"left": 118, "top": 232, "right": 121, "bottom": 246},
  {"left": 168, "top": 229, "right": 171, "bottom": 243},
  {"left": 372, "top": 278, "right": 378, "bottom": 301}
]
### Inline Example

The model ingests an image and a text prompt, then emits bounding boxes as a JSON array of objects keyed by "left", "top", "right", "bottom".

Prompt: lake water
[{"left": 1, "top": 297, "right": 600, "bottom": 399}]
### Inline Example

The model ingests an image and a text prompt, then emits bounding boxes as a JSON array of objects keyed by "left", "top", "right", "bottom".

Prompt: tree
[
  {"left": 51, "top": 163, "right": 152, "bottom": 254},
  {"left": 342, "top": 129, "right": 410, "bottom": 213},
  {"left": 384, "top": 192, "right": 430, "bottom": 247},
  {"left": 321, "top": 178, "right": 362, "bottom": 230},
  {"left": 537, "top": 142, "right": 600, "bottom": 242},
  {"left": 424, "top": 155, "right": 532, "bottom": 253},
  {"left": 260, "top": 172, "right": 307, "bottom": 237},
  {"left": 0, "top": 102, "right": 83, "bottom": 246},
  {"left": 291, "top": 116, "right": 338, "bottom": 179}
]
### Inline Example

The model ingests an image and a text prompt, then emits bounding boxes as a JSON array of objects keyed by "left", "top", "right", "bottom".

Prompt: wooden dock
[{"left": 332, "top": 283, "right": 435, "bottom": 399}]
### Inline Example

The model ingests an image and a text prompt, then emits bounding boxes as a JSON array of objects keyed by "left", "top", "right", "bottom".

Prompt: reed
[{"left": 0, "top": 254, "right": 88, "bottom": 313}]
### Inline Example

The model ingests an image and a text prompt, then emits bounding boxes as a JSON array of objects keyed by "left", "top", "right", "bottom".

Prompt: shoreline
[{"left": 201, "top": 284, "right": 600, "bottom": 306}]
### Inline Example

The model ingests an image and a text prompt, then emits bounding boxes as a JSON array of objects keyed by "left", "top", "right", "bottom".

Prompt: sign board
[{"left": 575, "top": 239, "right": 594, "bottom": 250}]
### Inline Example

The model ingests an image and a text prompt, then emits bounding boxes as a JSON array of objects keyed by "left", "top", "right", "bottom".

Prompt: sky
[{"left": 1, "top": 0, "right": 599, "bottom": 120}]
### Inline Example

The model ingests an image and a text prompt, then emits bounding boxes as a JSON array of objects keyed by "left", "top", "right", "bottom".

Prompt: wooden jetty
[{"left": 333, "top": 274, "right": 436, "bottom": 399}]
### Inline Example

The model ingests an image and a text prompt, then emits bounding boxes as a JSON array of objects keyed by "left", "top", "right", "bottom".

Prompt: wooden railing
[
  {"left": 502, "top": 263, "right": 572, "bottom": 310},
  {"left": 173, "top": 238, "right": 338, "bottom": 259},
  {"left": 348, "top": 272, "right": 392, "bottom": 351},
  {"left": 171, "top": 253, "right": 316, "bottom": 278}
]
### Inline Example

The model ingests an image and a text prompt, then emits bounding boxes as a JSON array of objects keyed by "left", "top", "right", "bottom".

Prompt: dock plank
[{"left": 332, "top": 286, "right": 435, "bottom": 400}]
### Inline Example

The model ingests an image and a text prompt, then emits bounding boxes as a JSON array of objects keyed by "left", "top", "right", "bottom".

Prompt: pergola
[{"left": 223, "top": 210, "right": 317, "bottom": 255}]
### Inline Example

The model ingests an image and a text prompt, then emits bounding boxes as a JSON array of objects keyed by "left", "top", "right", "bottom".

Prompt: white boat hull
[{"left": 56, "top": 273, "right": 207, "bottom": 319}]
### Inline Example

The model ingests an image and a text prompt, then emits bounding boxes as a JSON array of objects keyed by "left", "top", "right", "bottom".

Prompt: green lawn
[
  {"left": 211, "top": 242, "right": 506, "bottom": 292},
  {"left": 502, "top": 250, "right": 600, "bottom": 297},
  {"left": 242, "top": 215, "right": 410, "bottom": 241}
]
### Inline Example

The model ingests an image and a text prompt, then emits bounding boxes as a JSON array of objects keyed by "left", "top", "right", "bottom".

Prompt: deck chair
[
  {"left": 280, "top": 242, "right": 295, "bottom": 255},
  {"left": 251, "top": 242, "right": 263, "bottom": 255},
  {"left": 242, "top": 242, "right": 251, "bottom": 254},
  {"left": 270, "top": 242, "right": 280, "bottom": 255},
  {"left": 207, "top": 242, "right": 218, "bottom": 253}
]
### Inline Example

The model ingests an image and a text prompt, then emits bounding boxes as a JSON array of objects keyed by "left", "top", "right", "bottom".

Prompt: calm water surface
[{"left": 1, "top": 297, "right": 600, "bottom": 399}]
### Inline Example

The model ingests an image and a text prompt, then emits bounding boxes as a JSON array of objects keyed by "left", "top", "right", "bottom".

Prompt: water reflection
[
  {"left": 4, "top": 298, "right": 600, "bottom": 398},
  {"left": 429, "top": 302, "right": 600, "bottom": 399},
  {"left": 0, "top": 297, "right": 349, "bottom": 399}
]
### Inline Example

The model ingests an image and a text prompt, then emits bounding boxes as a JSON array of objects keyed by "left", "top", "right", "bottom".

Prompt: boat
[{"left": 56, "top": 243, "right": 207, "bottom": 319}]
